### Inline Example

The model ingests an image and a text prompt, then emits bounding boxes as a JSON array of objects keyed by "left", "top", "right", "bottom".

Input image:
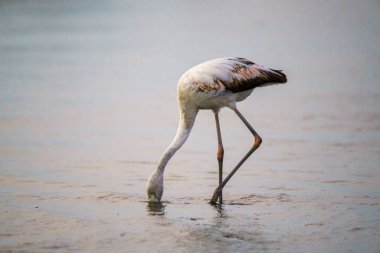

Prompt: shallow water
[{"left": 1, "top": 1, "right": 380, "bottom": 252}]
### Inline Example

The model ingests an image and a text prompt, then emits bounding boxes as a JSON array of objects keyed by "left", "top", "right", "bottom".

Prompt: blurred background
[
  {"left": 0, "top": 1, "right": 379, "bottom": 252},
  {"left": 1, "top": 0, "right": 379, "bottom": 165}
]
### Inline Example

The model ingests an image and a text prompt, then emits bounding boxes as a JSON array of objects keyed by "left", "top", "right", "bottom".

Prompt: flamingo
[{"left": 146, "top": 57, "right": 287, "bottom": 204}]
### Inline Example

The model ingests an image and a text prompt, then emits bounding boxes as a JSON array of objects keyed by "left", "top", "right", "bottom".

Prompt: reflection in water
[
  {"left": 210, "top": 204, "right": 230, "bottom": 233},
  {"left": 146, "top": 202, "right": 166, "bottom": 216},
  {"left": 209, "top": 203, "right": 270, "bottom": 250},
  {"left": 212, "top": 204, "right": 229, "bottom": 220}
]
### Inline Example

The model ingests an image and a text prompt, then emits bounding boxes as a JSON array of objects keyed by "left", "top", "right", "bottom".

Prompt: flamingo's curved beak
[{"left": 147, "top": 192, "right": 161, "bottom": 202}]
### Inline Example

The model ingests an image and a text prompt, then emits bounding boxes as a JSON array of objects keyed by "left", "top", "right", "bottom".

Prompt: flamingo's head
[{"left": 146, "top": 172, "right": 163, "bottom": 202}]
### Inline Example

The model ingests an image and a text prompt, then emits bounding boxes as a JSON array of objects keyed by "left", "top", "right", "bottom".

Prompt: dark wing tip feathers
[
  {"left": 223, "top": 66, "right": 287, "bottom": 93},
  {"left": 234, "top": 57, "right": 255, "bottom": 65},
  {"left": 194, "top": 58, "right": 287, "bottom": 94},
  {"left": 235, "top": 58, "right": 287, "bottom": 83},
  {"left": 269, "top": 68, "right": 287, "bottom": 83}
]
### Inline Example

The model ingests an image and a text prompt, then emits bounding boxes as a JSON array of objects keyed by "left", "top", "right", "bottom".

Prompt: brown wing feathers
[
  {"left": 223, "top": 59, "right": 287, "bottom": 93},
  {"left": 193, "top": 58, "right": 287, "bottom": 94}
]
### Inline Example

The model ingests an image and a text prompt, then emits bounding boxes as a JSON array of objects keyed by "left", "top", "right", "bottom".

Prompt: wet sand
[{"left": 1, "top": 1, "right": 380, "bottom": 252}]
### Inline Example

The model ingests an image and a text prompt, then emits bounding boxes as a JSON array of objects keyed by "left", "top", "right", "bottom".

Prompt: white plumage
[{"left": 147, "top": 57, "right": 287, "bottom": 204}]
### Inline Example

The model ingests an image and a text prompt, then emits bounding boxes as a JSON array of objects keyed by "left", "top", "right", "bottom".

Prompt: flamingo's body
[{"left": 147, "top": 57, "right": 287, "bottom": 204}]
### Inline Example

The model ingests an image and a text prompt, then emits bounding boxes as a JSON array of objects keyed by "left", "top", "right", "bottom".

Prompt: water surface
[{"left": 1, "top": 1, "right": 380, "bottom": 252}]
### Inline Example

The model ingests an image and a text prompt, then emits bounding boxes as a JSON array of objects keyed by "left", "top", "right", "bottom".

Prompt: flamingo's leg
[
  {"left": 214, "top": 111, "right": 224, "bottom": 204},
  {"left": 210, "top": 108, "right": 262, "bottom": 204}
]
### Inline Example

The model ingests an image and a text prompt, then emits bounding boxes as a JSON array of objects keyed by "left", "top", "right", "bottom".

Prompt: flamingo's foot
[{"left": 210, "top": 186, "right": 222, "bottom": 205}]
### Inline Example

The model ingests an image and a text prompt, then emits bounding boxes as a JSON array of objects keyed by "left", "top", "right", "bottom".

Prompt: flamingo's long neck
[
  {"left": 147, "top": 102, "right": 198, "bottom": 201},
  {"left": 157, "top": 107, "right": 197, "bottom": 174}
]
